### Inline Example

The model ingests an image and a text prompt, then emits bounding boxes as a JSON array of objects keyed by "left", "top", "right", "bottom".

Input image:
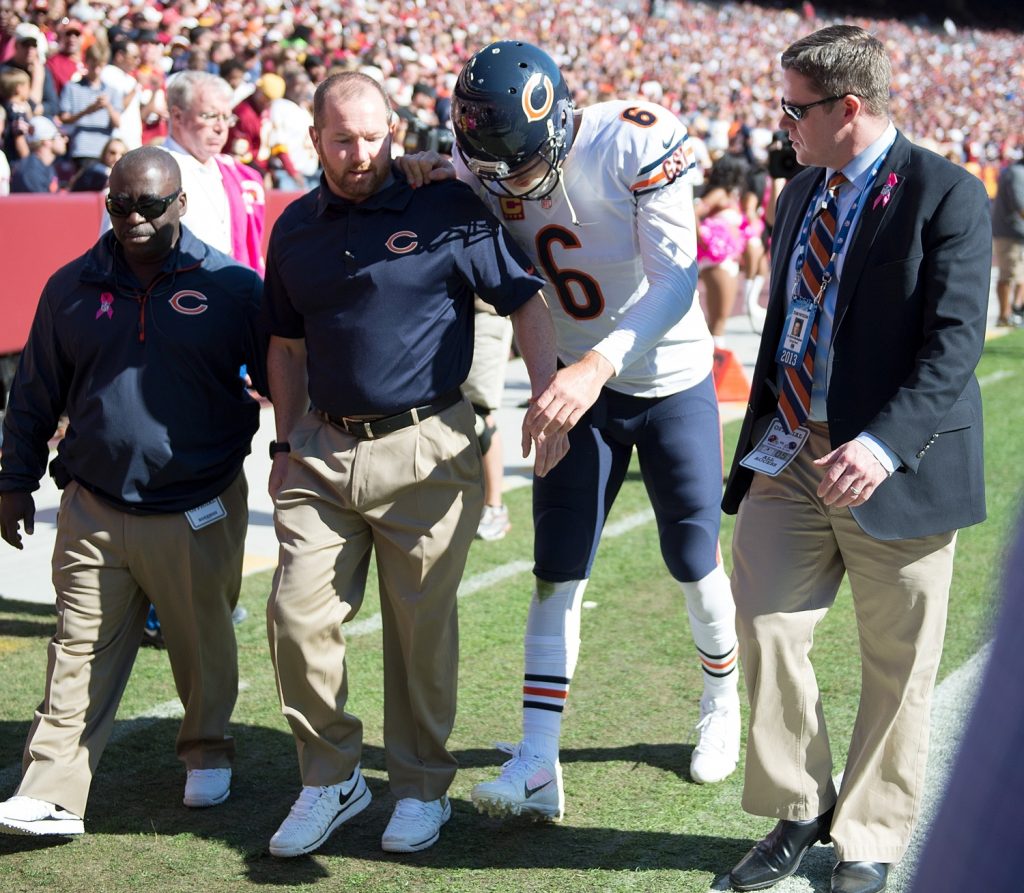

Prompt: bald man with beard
[{"left": 0, "top": 146, "right": 266, "bottom": 838}]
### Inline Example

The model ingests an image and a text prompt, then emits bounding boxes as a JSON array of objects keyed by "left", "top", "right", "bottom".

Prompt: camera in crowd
[
  {"left": 767, "top": 130, "right": 805, "bottom": 180},
  {"left": 401, "top": 117, "right": 455, "bottom": 156}
]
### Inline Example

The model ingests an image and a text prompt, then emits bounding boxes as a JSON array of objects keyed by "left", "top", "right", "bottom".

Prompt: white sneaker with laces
[
  {"left": 690, "top": 694, "right": 741, "bottom": 784},
  {"left": 476, "top": 504, "right": 511, "bottom": 541},
  {"left": 269, "top": 765, "right": 371, "bottom": 858},
  {"left": 471, "top": 741, "right": 564, "bottom": 821},
  {"left": 0, "top": 796, "right": 84, "bottom": 836},
  {"left": 183, "top": 767, "right": 232, "bottom": 807},
  {"left": 381, "top": 795, "right": 451, "bottom": 852}
]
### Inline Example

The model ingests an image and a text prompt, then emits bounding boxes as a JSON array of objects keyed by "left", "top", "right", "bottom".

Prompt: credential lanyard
[{"left": 789, "top": 145, "right": 894, "bottom": 305}]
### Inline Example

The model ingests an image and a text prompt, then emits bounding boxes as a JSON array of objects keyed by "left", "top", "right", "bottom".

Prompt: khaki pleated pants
[
  {"left": 19, "top": 473, "right": 247, "bottom": 818},
  {"left": 731, "top": 422, "right": 956, "bottom": 862},
  {"left": 267, "top": 401, "right": 482, "bottom": 801}
]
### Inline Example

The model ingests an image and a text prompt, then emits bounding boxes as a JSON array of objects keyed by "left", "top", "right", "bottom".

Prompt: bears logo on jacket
[{"left": 169, "top": 290, "right": 209, "bottom": 315}]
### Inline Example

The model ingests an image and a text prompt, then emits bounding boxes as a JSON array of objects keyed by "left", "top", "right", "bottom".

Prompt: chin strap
[{"left": 558, "top": 169, "right": 580, "bottom": 227}]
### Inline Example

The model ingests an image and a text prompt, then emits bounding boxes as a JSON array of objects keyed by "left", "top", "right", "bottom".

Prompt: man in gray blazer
[{"left": 722, "top": 24, "right": 990, "bottom": 893}]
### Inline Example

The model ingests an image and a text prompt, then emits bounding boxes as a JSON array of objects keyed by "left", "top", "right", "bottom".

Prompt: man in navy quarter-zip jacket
[{"left": 0, "top": 146, "right": 266, "bottom": 837}]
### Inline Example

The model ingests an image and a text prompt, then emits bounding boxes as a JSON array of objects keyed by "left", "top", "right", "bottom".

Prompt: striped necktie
[{"left": 776, "top": 171, "right": 848, "bottom": 433}]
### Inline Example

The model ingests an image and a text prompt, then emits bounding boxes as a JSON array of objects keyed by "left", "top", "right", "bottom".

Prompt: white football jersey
[{"left": 454, "top": 99, "right": 712, "bottom": 397}]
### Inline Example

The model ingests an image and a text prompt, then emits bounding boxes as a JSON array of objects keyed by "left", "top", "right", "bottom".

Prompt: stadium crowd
[{"left": 1, "top": 0, "right": 1021, "bottom": 195}]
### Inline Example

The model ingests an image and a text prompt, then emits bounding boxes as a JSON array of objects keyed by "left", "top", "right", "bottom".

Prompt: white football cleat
[
  {"left": 471, "top": 741, "right": 564, "bottom": 821},
  {"left": 690, "top": 694, "right": 741, "bottom": 784},
  {"left": 0, "top": 796, "right": 84, "bottom": 836}
]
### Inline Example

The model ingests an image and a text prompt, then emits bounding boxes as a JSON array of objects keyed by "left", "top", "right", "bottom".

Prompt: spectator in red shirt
[
  {"left": 46, "top": 19, "right": 85, "bottom": 98},
  {"left": 134, "top": 30, "right": 167, "bottom": 145}
]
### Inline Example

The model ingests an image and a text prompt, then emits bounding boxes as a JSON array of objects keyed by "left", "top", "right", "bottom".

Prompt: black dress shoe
[
  {"left": 729, "top": 806, "right": 834, "bottom": 891},
  {"left": 831, "top": 861, "right": 889, "bottom": 893}
]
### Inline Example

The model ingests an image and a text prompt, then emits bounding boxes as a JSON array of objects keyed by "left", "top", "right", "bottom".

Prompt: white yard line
[{"left": 344, "top": 508, "right": 656, "bottom": 638}]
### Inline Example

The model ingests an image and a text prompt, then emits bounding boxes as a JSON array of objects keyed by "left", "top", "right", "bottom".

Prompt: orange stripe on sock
[
  {"left": 522, "top": 686, "right": 568, "bottom": 699},
  {"left": 701, "top": 655, "right": 737, "bottom": 671}
]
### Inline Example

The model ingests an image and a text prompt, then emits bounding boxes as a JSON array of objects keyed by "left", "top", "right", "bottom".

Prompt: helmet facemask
[{"left": 462, "top": 116, "right": 572, "bottom": 200}]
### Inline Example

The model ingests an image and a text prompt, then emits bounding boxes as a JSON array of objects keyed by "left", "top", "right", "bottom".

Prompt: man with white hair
[{"left": 162, "top": 70, "right": 266, "bottom": 273}]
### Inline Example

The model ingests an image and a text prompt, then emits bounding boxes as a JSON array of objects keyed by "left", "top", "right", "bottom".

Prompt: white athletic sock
[
  {"left": 680, "top": 565, "right": 739, "bottom": 702},
  {"left": 521, "top": 578, "right": 588, "bottom": 761}
]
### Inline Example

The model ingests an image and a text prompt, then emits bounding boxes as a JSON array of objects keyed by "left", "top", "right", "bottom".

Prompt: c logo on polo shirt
[
  {"left": 386, "top": 231, "right": 418, "bottom": 254},
  {"left": 169, "top": 290, "right": 209, "bottom": 315}
]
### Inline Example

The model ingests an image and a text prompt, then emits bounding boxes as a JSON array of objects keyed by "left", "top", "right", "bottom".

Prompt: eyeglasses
[
  {"left": 780, "top": 95, "right": 847, "bottom": 122},
  {"left": 197, "top": 111, "right": 238, "bottom": 127},
  {"left": 106, "top": 188, "right": 181, "bottom": 220}
]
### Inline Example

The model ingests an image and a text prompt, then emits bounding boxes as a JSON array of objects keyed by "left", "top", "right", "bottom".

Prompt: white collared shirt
[{"left": 160, "top": 136, "right": 233, "bottom": 255}]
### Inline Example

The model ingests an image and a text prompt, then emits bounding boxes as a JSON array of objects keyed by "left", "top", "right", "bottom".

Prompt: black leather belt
[{"left": 318, "top": 389, "right": 462, "bottom": 439}]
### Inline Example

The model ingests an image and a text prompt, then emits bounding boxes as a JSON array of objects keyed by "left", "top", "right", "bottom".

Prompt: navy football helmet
[{"left": 452, "top": 41, "right": 575, "bottom": 200}]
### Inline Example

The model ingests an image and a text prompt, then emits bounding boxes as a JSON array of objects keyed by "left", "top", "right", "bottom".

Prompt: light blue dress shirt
[{"left": 785, "top": 122, "right": 900, "bottom": 470}]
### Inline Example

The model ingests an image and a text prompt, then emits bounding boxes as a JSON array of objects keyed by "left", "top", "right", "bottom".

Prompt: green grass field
[{"left": 0, "top": 329, "right": 1021, "bottom": 893}]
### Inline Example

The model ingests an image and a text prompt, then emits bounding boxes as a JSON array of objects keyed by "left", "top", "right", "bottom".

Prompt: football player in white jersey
[{"left": 402, "top": 40, "right": 741, "bottom": 819}]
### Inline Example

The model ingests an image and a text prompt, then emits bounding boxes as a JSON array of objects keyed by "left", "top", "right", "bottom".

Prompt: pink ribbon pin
[
  {"left": 872, "top": 172, "right": 900, "bottom": 210},
  {"left": 96, "top": 292, "right": 114, "bottom": 320}
]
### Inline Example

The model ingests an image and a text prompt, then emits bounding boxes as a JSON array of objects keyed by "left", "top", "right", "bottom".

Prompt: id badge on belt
[
  {"left": 185, "top": 496, "right": 227, "bottom": 530},
  {"left": 775, "top": 299, "right": 816, "bottom": 369}
]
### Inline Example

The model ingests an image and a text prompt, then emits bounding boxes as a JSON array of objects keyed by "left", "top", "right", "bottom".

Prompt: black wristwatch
[{"left": 269, "top": 440, "right": 291, "bottom": 458}]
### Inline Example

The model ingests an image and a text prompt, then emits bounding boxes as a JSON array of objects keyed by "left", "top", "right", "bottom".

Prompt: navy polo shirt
[{"left": 263, "top": 170, "right": 545, "bottom": 417}]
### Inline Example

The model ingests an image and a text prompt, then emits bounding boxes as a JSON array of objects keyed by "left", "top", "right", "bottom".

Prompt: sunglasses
[
  {"left": 105, "top": 188, "right": 181, "bottom": 220},
  {"left": 780, "top": 95, "right": 847, "bottom": 121}
]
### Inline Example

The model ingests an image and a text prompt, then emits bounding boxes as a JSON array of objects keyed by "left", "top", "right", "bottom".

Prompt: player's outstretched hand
[
  {"left": 394, "top": 151, "right": 455, "bottom": 188},
  {"left": 0, "top": 492, "right": 36, "bottom": 550},
  {"left": 529, "top": 429, "right": 570, "bottom": 478},
  {"left": 525, "top": 351, "right": 615, "bottom": 440}
]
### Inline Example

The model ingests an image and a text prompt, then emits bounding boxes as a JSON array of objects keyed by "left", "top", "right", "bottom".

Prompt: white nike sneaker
[
  {"left": 471, "top": 742, "right": 564, "bottom": 821},
  {"left": 476, "top": 504, "right": 511, "bottom": 541},
  {"left": 690, "top": 694, "right": 741, "bottom": 784},
  {"left": 0, "top": 796, "right": 84, "bottom": 836},
  {"left": 183, "top": 767, "right": 231, "bottom": 808},
  {"left": 381, "top": 795, "right": 451, "bottom": 852},
  {"left": 269, "top": 765, "right": 371, "bottom": 858}
]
